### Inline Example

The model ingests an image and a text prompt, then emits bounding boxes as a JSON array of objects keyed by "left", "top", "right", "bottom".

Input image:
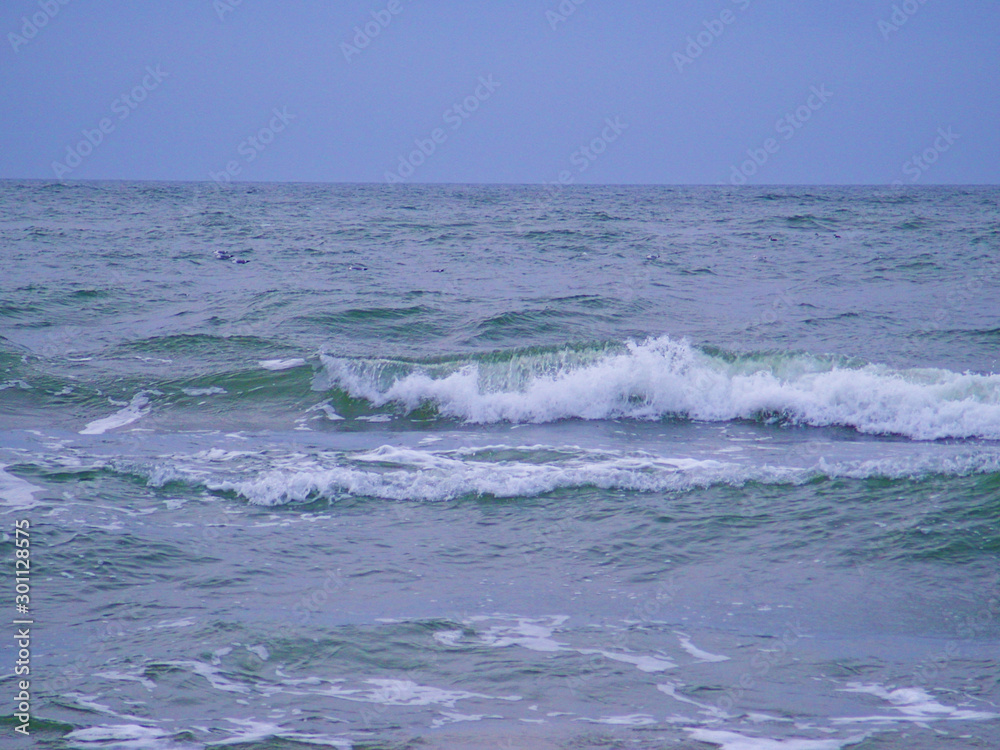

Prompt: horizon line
[{"left": 1, "top": 178, "right": 997, "bottom": 188}]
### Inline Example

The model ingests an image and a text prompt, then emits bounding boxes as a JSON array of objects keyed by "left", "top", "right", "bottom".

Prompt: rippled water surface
[{"left": 1, "top": 182, "right": 999, "bottom": 749}]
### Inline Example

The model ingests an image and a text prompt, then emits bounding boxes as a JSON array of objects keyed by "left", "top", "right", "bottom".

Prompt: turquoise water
[{"left": 1, "top": 182, "right": 999, "bottom": 749}]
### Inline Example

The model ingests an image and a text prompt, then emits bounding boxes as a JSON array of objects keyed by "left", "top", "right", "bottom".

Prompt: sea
[{"left": 1, "top": 181, "right": 999, "bottom": 750}]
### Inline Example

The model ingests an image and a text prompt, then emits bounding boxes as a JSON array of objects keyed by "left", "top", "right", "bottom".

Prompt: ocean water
[{"left": 1, "top": 181, "right": 999, "bottom": 750}]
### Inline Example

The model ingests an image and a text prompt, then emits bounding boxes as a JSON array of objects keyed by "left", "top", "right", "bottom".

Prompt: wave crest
[{"left": 318, "top": 337, "right": 1000, "bottom": 440}]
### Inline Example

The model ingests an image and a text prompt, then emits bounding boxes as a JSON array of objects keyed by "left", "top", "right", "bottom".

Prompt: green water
[{"left": 1, "top": 182, "right": 998, "bottom": 749}]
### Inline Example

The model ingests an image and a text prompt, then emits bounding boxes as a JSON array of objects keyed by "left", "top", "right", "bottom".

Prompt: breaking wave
[{"left": 318, "top": 336, "right": 1000, "bottom": 440}]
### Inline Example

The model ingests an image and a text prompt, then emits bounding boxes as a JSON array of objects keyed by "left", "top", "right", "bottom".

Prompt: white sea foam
[
  {"left": 431, "top": 711, "right": 501, "bottom": 728},
  {"left": 578, "top": 649, "right": 676, "bottom": 672},
  {"left": 0, "top": 464, "right": 44, "bottom": 508},
  {"left": 320, "top": 336, "right": 1000, "bottom": 439},
  {"left": 94, "top": 670, "right": 157, "bottom": 690},
  {"left": 259, "top": 358, "right": 306, "bottom": 371},
  {"left": 155, "top": 617, "right": 196, "bottom": 629},
  {"left": 472, "top": 616, "right": 569, "bottom": 653},
  {"left": 834, "top": 683, "right": 999, "bottom": 722},
  {"left": 580, "top": 714, "right": 657, "bottom": 725},
  {"left": 675, "top": 632, "right": 731, "bottom": 662},
  {"left": 433, "top": 629, "right": 464, "bottom": 647},
  {"left": 201, "top": 443, "right": 1000, "bottom": 506},
  {"left": 470, "top": 616, "right": 675, "bottom": 673},
  {"left": 62, "top": 692, "right": 151, "bottom": 722},
  {"left": 81, "top": 393, "right": 151, "bottom": 435},
  {"left": 113, "top": 435, "right": 1000, "bottom": 507},
  {"left": 685, "top": 728, "right": 865, "bottom": 750},
  {"left": 158, "top": 660, "right": 250, "bottom": 694},
  {"left": 0, "top": 379, "right": 32, "bottom": 390},
  {"left": 205, "top": 443, "right": 778, "bottom": 505},
  {"left": 658, "top": 681, "right": 731, "bottom": 719},
  {"left": 321, "top": 678, "right": 520, "bottom": 708},
  {"left": 65, "top": 724, "right": 168, "bottom": 743},
  {"left": 245, "top": 644, "right": 269, "bottom": 661},
  {"left": 306, "top": 401, "right": 344, "bottom": 420},
  {"left": 208, "top": 719, "right": 352, "bottom": 748},
  {"left": 182, "top": 386, "right": 227, "bottom": 396}
]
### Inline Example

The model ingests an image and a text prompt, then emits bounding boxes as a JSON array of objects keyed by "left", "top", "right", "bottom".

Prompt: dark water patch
[
  {"left": 0, "top": 715, "right": 74, "bottom": 741},
  {"left": 24, "top": 224, "right": 68, "bottom": 237},
  {"left": 42, "top": 531, "right": 219, "bottom": 587},
  {"left": 546, "top": 294, "right": 607, "bottom": 308},
  {"left": 308, "top": 305, "right": 437, "bottom": 324},
  {"left": 914, "top": 327, "right": 1000, "bottom": 342},
  {"left": 802, "top": 312, "right": 901, "bottom": 328},
  {"left": 471, "top": 308, "right": 586, "bottom": 341},
  {"left": 297, "top": 306, "right": 453, "bottom": 346},
  {"left": 592, "top": 210, "right": 631, "bottom": 221},
  {"left": 898, "top": 217, "right": 935, "bottom": 230},
  {"left": 783, "top": 213, "right": 838, "bottom": 228},
  {"left": 198, "top": 210, "right": 239, "bottom": 227},
  {"left": 518, "top": 228, "right": 583, "bottom": 239},
  {"left": 0, "top": 303, "right": 33, "bottom": 318},
  {"left": 117, "top": 333, "right": 293, "bottom": 358},
  {"left": 68, "top": 288, "right": 110, "bottom": 299}
]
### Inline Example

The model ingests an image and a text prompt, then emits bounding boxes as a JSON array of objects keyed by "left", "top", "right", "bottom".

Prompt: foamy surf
[
  {"left": 319, "top": 337, "right": 1000, "bottom": 440},
  {"left": 0, "top": 464, "right": 45, "bottom": 508},
  {"left": 7, "top": 183, "right": 1000, "bottom": 749},
  {"left": 129, "top": 443, "right": 1000, "bottom": 506},
  {"left": 80, "top": 392, "right": 153, "bottom": 435},
  {"left": 204, "top": 450, "right": 756, "bottom": 505}
]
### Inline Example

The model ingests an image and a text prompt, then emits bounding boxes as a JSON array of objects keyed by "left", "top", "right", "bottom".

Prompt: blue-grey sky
[{"left": 1, "top": 0, "right": 997, "bottom": 184}]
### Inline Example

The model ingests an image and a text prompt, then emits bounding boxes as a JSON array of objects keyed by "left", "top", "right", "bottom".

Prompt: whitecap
[
  {"left": 675, "top": 632, "right": 731, "bottom": 662},
  {"left": 834, "top": 683, "right": 999, "bottom": 722},
  {"left": 259, "top": 358, "right": 306, "bottom": 371},
  {"left": 685, "top": 728, "right": 866, "bottom": 750},
  {"left": 81, "top": 393, "right": 151, "bottom": 435},
  {"left": 0, "top": 464, "right": 44, "bottom": 508},
  {"left": 319, "top": 336, "right": 1000, "bottom": 440}
]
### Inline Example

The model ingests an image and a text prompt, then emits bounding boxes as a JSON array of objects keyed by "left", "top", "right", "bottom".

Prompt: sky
[{"left": 1, "top": 0, "right": 998, "bottom": 185}]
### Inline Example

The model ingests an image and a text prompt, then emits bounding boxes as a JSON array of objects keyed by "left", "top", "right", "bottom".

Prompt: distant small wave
[{"left": 139, "top": 444, "right": 1000, "bottom": 506}]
